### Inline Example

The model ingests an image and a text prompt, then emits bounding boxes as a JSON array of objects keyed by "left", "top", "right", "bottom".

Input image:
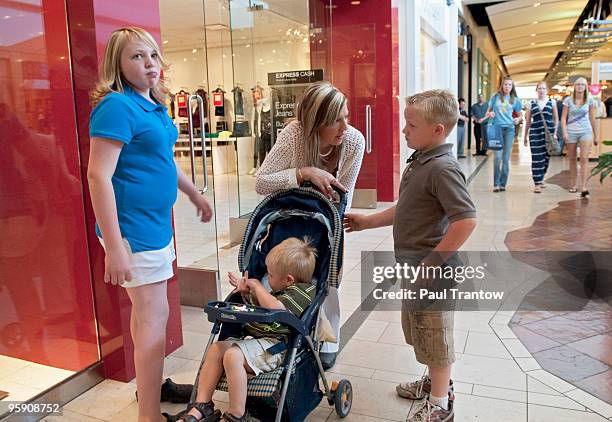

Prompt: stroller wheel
[{"left": 333, "top": 379, "right": 352, "bottom": 418}]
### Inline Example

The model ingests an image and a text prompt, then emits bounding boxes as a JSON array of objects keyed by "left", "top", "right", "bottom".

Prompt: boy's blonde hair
[
  {"left": 265, "top": 237, "right": 317, "bottom": 283},
  {"left": 405, "top": 89, "right": 459, "bottom": 135},
  {"left": 90, "top": 27, "right": 170, "bottom": 106}
]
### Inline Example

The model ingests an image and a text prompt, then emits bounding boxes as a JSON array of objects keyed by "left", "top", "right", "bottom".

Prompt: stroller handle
[{"left": 205, "top": 301, "right": 309, "bottom": 336}]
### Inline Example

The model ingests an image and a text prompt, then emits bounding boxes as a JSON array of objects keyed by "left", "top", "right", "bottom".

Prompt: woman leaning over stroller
[
  {"left": 255, "top": 81, "right": 365, "bottom": 369},
  {"left": 561, "top": 77, "right": 599, "bottom": 198},
  {"left": 524, "top": 82, "right": 558, "bottom": 193}
]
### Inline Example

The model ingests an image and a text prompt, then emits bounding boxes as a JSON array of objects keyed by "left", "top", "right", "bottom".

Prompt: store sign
[
  {"left": 268, "top": 69, "right": 324, "bottom": 143},
  {"left": 213, "top": 92, "right": 223, "bottom": 107},
  {"left": 268, "top": 69, "right": 324, "bottom": 86},
  {"left": 176, "top": 93, "right": 187, "bottom": 108},
  {"left": 600, "top": 62, "right": 612, "bottom": 80},
  {"left": 599, "top": 62, "right": 612, "bottom": 73},
  {"left": 589, "top": 84, "right": 601, "bottom": 95}
]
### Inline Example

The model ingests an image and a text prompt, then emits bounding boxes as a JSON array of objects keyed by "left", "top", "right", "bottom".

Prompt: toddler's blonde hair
[{"left": 265, "top": 237, "right": 317, "bottom": 284}]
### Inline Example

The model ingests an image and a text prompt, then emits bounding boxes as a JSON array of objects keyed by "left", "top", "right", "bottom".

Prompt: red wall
[
  {"left": 65, "top": 0, "right": 183, "bottom": 382},
  {"left": 0, "top": 0, "right": 98, "bottom": 371},
  {"left": 312, "top": 0, "right": 400, "bottom": 202}
]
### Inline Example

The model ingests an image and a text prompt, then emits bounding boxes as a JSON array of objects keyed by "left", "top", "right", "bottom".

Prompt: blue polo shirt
[
  {"left": 89, "top": 85, "right": 178, "bottom": 253},
  {"left": 488, "top": 93, "right": 522, "bottom": 128}
]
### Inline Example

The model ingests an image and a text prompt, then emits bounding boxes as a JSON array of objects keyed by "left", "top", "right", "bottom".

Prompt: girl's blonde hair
[
  {"left": 536, "top": 81, "right": 548, "bottom": 91},
  {"left": 265, "top": 237, "right": 317, "bottom": 284},
  {"left": 90, "top": 27, "right": 169, "bottom": 107},
  {"left": 497, "top": 76, "right": 518, "bottom": 104},
  {"left": 296, "top": 81, "right": 347, "bottom": 167},
  {"left": 572, "top": 77, "right": 589, "bottom": 104}
]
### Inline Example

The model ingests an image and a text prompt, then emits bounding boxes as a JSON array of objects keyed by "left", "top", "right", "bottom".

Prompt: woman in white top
[
  {"left": 561, "top": 77, "right": 599, "bottom": 198},
  {"left": 256, "top": 81, "right": 365, "bottom": 368}
]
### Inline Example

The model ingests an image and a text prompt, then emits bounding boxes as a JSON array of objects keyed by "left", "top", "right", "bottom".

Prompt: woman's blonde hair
[
  {"left": 572, "top": 77, "right": 589, "bottom": 104},
  {"left": 497, "top": 76, "right": 518, "bottom": 104},
  {"left": 265, "top": 237, "right": 317, "bottom": 284},
  {"left": 90, "top": 27, "right": 169, "bottom": 107},
  {"left": 296, "top": 81, "right": 347, "bottom": 167}
]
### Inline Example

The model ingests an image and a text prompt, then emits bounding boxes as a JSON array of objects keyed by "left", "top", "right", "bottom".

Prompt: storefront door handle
[
  {"left": 365, "top": 105, "right": 372, "bottom": 153},
  {"left": 187, "top": 94, "right": 209, "bottom": 193}
]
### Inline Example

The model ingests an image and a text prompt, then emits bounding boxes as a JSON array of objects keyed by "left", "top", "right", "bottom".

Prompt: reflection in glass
[{"left": 0, "top": 0, "right": 99, "bottom": 405}]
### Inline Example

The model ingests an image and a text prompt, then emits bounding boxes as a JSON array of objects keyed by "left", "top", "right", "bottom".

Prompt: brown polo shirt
[{"left": 393, "top": 143, "right": 476, "bottom": 257}]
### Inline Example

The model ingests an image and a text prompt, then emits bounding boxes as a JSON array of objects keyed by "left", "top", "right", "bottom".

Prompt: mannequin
[
  {"left": 259, "top": 100, "right": 272, "bottom": 162},
  {"left": 232, "top": 84, "right": 249, "bottom": 136},
  {"left": 249, "top": 85, "right": 265, "bottom": 175}
]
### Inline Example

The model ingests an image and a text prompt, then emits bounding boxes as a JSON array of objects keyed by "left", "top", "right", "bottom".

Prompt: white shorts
[
  {"left": 229, "top": 337, "right": 285, "bottom": 376},
  {"left": 566, "top": 132, "right": 593, "bottom": 144},
  {"left": 98, "top": 237, "right": 175, "bottom": 288}
]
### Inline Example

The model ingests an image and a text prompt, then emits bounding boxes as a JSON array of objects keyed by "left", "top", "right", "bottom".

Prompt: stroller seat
[{"left": 185, "top": 187, "right": 353, "bottom": 422}]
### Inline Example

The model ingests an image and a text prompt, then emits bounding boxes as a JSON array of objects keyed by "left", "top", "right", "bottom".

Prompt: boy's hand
[
  {"left": 228, "top": 271, "right": 249, "bottom": 294},
  {"left": 343, "top": 213, "right": 369, "bottom": 232}
]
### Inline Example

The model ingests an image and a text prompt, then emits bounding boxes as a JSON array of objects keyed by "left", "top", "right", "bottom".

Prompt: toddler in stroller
[{"left": 171, "top": 187, "right": 353, "bottom": 422}]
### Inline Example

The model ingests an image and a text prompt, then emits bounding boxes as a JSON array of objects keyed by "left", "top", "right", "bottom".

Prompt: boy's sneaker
[
  {"left": 406, "top": 395, "right": 454, "bottom": 422},
  {"left": 396, "top": 375, "right": 454, "bottom": 400}
]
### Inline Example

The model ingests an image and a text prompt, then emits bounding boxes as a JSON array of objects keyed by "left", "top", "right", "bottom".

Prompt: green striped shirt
[{"left": 245, "top": 282, "right": 316, "bottom": 338}]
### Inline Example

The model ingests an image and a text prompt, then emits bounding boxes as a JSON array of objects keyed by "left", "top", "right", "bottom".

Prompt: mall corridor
[{"left": 45, "top": 146, "right": 612, "bottom": 421}]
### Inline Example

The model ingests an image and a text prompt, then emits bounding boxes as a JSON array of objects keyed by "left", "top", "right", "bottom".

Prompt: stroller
[{"left": 182, "top": 186, "right": 353, "bottom": 422}]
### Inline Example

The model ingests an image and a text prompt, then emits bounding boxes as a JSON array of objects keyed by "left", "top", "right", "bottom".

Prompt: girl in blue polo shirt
[
  {"left": 87, "top": 27, "right": 212, "bottom": 421},
  {"left": 486, "top": 76, "right": 523, "bottom": 192}
]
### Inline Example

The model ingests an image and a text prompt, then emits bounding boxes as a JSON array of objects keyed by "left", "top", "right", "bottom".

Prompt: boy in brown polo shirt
[{"left": 344, "top": 90, "right": 477, "bottom": 422}]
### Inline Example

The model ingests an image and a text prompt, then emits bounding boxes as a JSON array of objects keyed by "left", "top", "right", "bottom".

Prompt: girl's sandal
[
  {"left": 534, "top": 186, "right": 542, "bottom": 193},
  {"left": 568, "top": 187, "right": 578, "bottom": 193},
  {"left": 581, "top": 190, "right": 590, "bottom": 199}
]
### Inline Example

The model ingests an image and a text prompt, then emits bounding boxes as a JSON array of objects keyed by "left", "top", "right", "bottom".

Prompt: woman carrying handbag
[
  {"left": 486, "top": 76, "right": 523, "bottom": 192},
  {"left": 523, "top": 82, "right": 559, "bottom": 193}
]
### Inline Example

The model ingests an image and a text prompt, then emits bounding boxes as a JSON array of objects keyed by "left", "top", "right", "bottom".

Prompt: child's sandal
[
  {"left": 534, "top": 186, "right": 542, "bottom": 193},
  {"left": 568, "top": 187, "right": 578, "bottom": 193},
  {"left": 221, "top": 411, "right": 255, "bottom": 422},
  {"left": 176, "top": 402, "right": 221, "bottom": 422}
]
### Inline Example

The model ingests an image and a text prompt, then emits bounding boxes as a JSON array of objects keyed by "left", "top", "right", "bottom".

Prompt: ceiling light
[
  {"left": 531, "top": 33, "right": 536, "bottom": 37},
  {"left": 532, "top": 21, "right": 538, "bottom": 24},
  {"left": 245, "top": 44, "right": 250, "bottom": 48},
  {"left": 351, "top": 0, "right": 361, "bottom": 4},
  {"left": 531, "top": 42, "right": 535, "bottom": 45},
  {"left": 192, "top": 48, "right": 197, "bottom": 53},
  {"left": 183, "top": 58, "right": 187, "bottom": 62},
  {"left": 533, "top": 2, "right": 541, "bottom": 7},
  {"left": 163, "top": 40, "right": 168, "bottom": 44}
]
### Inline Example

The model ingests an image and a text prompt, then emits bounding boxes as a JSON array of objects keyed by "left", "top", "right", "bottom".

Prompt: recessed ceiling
[{"left": 486, "top": 0, "right": 589, "bottom": 85}]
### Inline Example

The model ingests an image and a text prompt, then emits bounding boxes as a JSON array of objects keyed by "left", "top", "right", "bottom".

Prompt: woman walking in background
[
  {"left": 561, "top": 77, "right": 599, "bottom": 199},
  {"left": 486, "top": 76, "right": 523, "bottom": 192},
  {"left": 524, "top": 82, "right": 558, "bottom": 193}
]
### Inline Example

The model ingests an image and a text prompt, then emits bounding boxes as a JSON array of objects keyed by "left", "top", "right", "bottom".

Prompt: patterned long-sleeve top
[{"left": 255, "top": 120, "right": 365, "bottom": 209}]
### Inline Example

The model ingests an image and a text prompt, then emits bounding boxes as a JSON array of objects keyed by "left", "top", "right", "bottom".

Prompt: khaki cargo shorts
[{"left": 401, "top": 307, "right": 456, "bottom": 367}]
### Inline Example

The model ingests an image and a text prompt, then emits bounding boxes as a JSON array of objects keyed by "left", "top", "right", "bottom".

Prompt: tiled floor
[
  {"left": 46, "top": 145, "right": 612, "bottom": 421},
  {"left": 503, "top": 167, "right": 612, "bottom": 405}
]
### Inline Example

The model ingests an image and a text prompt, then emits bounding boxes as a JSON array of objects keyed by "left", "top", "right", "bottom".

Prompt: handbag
[
  {"left": 485, "top": 122, "right": 503, "bottom": 150},
  {"left": 535, "top": 102, "right": 559, "bottom": 155}
]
